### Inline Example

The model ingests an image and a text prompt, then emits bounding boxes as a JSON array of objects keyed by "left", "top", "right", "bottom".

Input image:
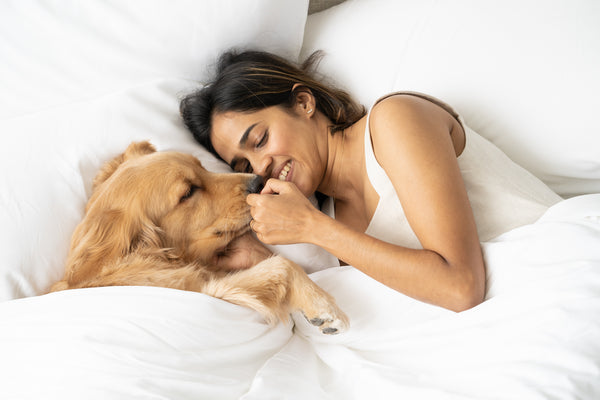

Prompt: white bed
[{"left": 1, "top": 1, "right": 599, "bottom": 399}]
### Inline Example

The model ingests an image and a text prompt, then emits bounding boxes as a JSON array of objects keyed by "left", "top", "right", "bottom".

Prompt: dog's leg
[
  {"left": 53, "top": 254, "right": 348, "bottom": 334},
  {"left": 203, "top": 256, "right": 348, "bottom": 334},
  {"left": 50, "top": 254, "right": 212, "bottom": 293},
  {"left": 283, "top": 258, "right": 350, "bottom": 335}
]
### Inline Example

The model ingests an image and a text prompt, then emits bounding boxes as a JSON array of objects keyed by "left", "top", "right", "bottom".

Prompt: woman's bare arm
[{"left": 313, "top": 95, "right": 485, "bottom": 311}]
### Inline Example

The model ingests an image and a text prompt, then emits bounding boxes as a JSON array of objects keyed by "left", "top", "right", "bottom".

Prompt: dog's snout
[{"left": 246, "top": 175, "right": 264, "bottom": 194}]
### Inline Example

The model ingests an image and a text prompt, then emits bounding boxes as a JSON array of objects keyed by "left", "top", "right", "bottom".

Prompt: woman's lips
[{"left": 278, "top": 161, "right": 292, "bottom": 181}]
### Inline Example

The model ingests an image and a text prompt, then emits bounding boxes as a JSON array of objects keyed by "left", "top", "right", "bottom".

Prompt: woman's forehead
[
  {"left": 213, "top": 111, "right": 246, "bottom": 135},
  {"left": 211, "top": 111, "right": 259, "bottom": 160}
]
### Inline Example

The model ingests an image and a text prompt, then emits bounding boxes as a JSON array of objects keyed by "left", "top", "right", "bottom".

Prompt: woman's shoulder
[
  {"left": 372, "top": 91, "right": 458, "bottom": 116},
  {"left": 368, "top": 92, "right": 465, "bottom": 159},
  {"left": 371, "top": 92, "right": 423, "bottom": 114},
  {"left": 370, "top": 92, "right": 462, "bottom": 130},
  {"left": 369, "top": 93, "right": 451, "bottom": 138}
]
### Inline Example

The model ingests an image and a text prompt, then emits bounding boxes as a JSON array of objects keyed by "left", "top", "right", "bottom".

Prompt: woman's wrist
[{"left": 303, "top": 208, "right": 340, "bottom": 248}]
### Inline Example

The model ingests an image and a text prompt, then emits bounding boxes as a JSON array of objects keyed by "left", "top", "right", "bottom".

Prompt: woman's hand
[{"left": 246, "top": 178, "right": 320, "bottom": 245}]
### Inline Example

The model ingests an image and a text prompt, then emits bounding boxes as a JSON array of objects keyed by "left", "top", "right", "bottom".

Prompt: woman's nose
[{"left": 250, "top": 155, "right": 271, "bottom": 179}]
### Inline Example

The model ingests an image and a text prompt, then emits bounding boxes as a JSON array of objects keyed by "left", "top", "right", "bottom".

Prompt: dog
[{"left": 50, "top": 141, "right": 348, "bottom": 334}]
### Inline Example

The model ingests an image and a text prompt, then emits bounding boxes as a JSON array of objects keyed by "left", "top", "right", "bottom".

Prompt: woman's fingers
[
  {"left": 245, "top": 180, "right": 315, "bottom": 244},
  {"left": 260, "top": 178, "right": 294, "bottom": 195}
]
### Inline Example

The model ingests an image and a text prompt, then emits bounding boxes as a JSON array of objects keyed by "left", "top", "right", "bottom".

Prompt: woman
[{"left": 180, "top": 50, "right": 561, "bottom": 312}]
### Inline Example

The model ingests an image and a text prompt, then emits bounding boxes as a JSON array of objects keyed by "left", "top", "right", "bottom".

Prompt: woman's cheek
[{"left": 298, "top": 174, "right": 318, "bottom": 198}]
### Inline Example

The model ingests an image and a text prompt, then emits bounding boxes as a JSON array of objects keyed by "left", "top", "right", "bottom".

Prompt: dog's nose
[{"left": 246, "top": 175, "right": 264, "bottom": 194}]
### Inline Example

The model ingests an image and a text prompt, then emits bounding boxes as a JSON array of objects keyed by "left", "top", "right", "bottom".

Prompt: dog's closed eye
[{"left": 180, "top": 185, "right": 201, "bottom": 203}]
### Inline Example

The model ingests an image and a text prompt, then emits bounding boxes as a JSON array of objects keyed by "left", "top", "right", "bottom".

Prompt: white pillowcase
[
  {"left": 0, "top": 0, "right": 308, "bottom": 119},
  {"left": 301, "top": 0, "right": 600, "bottom": 197},
  {"left": 0, "top": 0, "right": 343, "bottom": 301}
]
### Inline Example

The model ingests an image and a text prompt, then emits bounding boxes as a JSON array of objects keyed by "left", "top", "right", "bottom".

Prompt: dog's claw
[{"left": 302, "top": 310, "right": 348, "bottom": 335}]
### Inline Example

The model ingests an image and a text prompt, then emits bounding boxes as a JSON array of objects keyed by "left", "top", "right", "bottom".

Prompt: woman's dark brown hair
[{"left": 179, "top": 49, "right": 365, "bottom": 160}]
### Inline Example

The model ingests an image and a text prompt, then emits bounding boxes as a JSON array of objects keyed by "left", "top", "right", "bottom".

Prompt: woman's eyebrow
[
  {"left": 229, "top": 122, "right": 260, "bottom": 170},
  {"left": 239, "top": 122, "right": 259, "bottom": 147}
]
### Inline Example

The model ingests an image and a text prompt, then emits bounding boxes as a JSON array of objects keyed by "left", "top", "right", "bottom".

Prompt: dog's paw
[{"left": 304, "top": 308, "right": 349, "bottom": 335}]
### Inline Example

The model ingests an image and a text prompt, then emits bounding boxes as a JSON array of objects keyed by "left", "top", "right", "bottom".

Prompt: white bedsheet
[{"left": 1, "top": 195, "right": 599, "bottom": 400}]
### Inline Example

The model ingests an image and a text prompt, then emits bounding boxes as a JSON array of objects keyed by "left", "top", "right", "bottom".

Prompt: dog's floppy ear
[
  {"left": 62, "top": 208, "right": 134, "bottom": 287},
  {"left": 51, "top": 141, "right": 164, "bottom": 291},
  {"left": 93, "top": 141, "right": 157, "bottom": 190},
  {"left": 58, "top": 207, "right": 166, "bottom": 289}
]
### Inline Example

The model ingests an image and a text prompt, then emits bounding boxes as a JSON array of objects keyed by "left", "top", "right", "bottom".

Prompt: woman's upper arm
[{"left": 369, "top": 95, "right": 481, "bottom": 268}]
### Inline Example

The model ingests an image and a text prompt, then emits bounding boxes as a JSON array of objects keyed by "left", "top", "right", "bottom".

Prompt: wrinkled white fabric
[{"left": 1, "top": 195, "right": 599, "bottom": 399}]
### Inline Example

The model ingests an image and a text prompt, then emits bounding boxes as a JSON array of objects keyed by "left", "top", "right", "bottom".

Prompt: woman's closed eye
[
  {"left": 255, "top": 129, "right": 268, "bottom": 149},
  {"left": 232, "top": 130, "right": 267, "bottom": 173},
  {"left": 231, "top": 130, "right": 267, "bottom": 173}
]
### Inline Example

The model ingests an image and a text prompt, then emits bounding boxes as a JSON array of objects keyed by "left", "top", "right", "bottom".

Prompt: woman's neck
[{"left": 317, "top": 118, "right": 365, "bottom": 204}]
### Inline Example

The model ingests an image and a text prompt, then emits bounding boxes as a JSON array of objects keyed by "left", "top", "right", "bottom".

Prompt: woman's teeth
[{"left": 278, "top": 161, "right": 292, "bottom": 181}]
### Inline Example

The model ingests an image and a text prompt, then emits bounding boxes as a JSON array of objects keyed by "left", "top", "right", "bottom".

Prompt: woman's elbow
[
  {"left": 450, "top": 288, "right": 484, "bottom": 312},
  {"left": 448, "top": 269, "right": 486, "bottom": 312}
]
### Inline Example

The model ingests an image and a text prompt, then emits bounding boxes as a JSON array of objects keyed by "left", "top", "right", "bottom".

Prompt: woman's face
[{"left": 211, "top": 105, "right": 326, "bottom": 197}]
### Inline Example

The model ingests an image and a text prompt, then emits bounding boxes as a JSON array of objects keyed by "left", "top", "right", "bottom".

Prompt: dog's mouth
[
  {"left": 233, "top": 222, "right": 252, "bottom": 239},
  {"left": 213, "top": 217, "right": 252, "bottom": 254}
]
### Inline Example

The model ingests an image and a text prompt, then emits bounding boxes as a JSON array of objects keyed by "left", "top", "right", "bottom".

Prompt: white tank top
[{"left": 362, "top": 93, "right": 562, "bottom": 248}]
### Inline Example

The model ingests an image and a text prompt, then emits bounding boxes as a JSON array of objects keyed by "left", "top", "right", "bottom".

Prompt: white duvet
[
  {"left": 3, "top": 1, "right": 600, "bottom": 399},
  {"left": 1, "top": 194, "right": 599, "bottom": 400}
]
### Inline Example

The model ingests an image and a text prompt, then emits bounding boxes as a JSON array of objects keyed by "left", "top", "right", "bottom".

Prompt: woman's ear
[{"left": 291, "top": 83, "right": 316, "bottom": 117}]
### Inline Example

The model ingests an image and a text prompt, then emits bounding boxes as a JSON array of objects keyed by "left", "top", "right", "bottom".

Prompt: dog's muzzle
[{"left": 246, "top": 175, "right": 264, "bottom": 194}]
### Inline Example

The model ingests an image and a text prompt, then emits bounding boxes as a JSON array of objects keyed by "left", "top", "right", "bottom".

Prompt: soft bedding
[
  {"left": 1, "top": 195, "right": 599, "bottom": 399},
  {"left": 2, "top": 0, "right": 600, "bottom": 399}
]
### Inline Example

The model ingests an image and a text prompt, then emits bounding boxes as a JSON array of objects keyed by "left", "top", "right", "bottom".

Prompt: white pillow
[
  {"left": 0, "top": 0, "right": 308, "bottom": 119},
  {"left": 0, "top": 0, "right": 330, "bottom": 301},
  {"left": 301, "top": 0, "right": 600, "bottom": 197}
]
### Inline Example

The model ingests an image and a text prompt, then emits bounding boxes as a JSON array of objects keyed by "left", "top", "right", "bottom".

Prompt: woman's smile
[{"left": 277, "top": 160, "right": 293, "bottom": 181}]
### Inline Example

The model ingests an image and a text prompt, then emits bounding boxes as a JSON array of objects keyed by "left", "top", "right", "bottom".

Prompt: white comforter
[{"left": 1, "top": 195, "right": 599, "bottom": 400}]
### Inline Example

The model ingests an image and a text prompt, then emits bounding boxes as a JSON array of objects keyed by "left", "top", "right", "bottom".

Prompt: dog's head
[{"left": 61, "top": 141, "right": 262, "bottom": 287}]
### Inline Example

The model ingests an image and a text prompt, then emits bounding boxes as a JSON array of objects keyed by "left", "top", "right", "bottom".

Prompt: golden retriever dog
[{"left": 50, "top": 141, "right": 348, "bottom": 334}]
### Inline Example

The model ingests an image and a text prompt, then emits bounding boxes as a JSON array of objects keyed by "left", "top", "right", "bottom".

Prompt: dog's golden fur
[{"left": 51, "top": 141, "right": 348, "bottom": 333}]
